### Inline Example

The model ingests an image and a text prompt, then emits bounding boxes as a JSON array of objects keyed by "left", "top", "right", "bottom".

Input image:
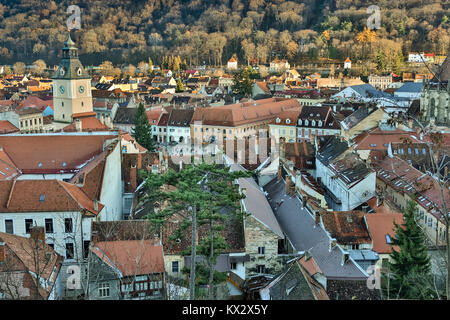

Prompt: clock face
[
  {"left": 78, "top": 85, "right": 85, "bottom": 94},
  {"left": 59, "top": 85, "right": 65, "bottom": 94}
]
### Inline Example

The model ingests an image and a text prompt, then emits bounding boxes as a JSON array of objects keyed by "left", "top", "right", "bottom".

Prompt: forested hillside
[{"left": 0, "top": 0, "right": 448, "bottom": 66}]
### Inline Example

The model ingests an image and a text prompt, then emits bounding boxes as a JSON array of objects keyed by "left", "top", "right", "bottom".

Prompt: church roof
[{"left": 434, "top": 55, "right": 450, "bottom": 82}]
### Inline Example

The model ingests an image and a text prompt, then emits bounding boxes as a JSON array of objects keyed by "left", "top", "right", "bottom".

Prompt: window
[
  {"left": 5, "top": 220, "right": 13, "bottom": 234},
  {"left": 25, "top": 219, "right": 33, "bottom": 234},
  {"left": 256, "top": 265, "right": 265, "bottom": 274},
  {"left": 45, "top": 219, "right": 53, "bottom": 234},
  {"left": 370, "top": 144, "right": 377, "bottom": 147},
  {"left": 231, "top": 262, "right": 237, "bottom": 270},
  {"left": 20, "top": 121, "right": 23, "bottom": 128},
  {"left": 258, "top": 247, "right": 265, "bottom": 255},
  {"left": 98, "top": 282, "right": 110, "bottom": 298},
  {"left": 83, "top": 240, "right": 90, "bottom": 259},
  {"left": 65, "top": 218, "right": 73, "bottom": 233},
  {"left": 40, "top": 194, "right": 45, "bottom": 202},
  {"left": 65, "top": 243, "right": 74, "bottom": 259},
  {"left": 172, "top": 261, "right": 179, "bottom": 273},
  {"left": 351, "top": 244, "right": 360, "bottom": 250}
]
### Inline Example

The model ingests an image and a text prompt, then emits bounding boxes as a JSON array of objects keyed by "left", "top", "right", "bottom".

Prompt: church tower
[{"left": 52, "top": 33, "right": 93, "bottom": 123}]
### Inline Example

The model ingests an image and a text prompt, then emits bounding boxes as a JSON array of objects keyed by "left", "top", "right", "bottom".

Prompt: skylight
[
  {"left": 39, "top": 194, "right": 45, "bottom": 202},
  {"left": 386, "top": 234, "right": 392, "bottom": 244}
]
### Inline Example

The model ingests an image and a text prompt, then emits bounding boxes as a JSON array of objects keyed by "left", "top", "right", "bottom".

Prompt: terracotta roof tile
[
  {"left": 91, "top": 240, "right": 165, "bottom": 276},
  {"left": 365, "top": 213, "right": 404, "bottom": 254}
]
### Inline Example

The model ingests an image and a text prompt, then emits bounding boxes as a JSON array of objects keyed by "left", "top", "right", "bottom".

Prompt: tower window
[{"left": 62, "top": 102, "right": 64, "bottom": 107}]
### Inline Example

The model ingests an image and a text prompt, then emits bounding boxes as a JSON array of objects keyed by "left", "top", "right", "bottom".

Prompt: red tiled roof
[
  {"left": 0, "top": 231, "right": 63, "bottom": 299},
  {"left": 192, "top": 98, "right": 301, "bottom": 127},
  {"left": 0, "top": 148, "right": 20, "bottom": 180},
  {"left": 63, "top": 115, "right": 109, "bottom": 132},
  {"left": 91, "top": 240, "right": 165, "bottom": 276},
  {"left": 0, "top": 120, "right": 19, "bottom": 134},
  {"left": 365, "top": 213, "right": 404, "bottom": 254},
  {"left": 320, "top": 210, "right": 372, "bottom": 245},
  {"left": 0, "top": 134, "right": 117, "bottom": 173},
  {"left": 0, "top": 180, "right": 103, "bottom": 215}
]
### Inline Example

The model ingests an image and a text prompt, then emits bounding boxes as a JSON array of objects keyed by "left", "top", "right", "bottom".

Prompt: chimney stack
[
  {"left": 75, "top": 118, "right": 82, "bottom": 132},
  {"left": 329, "top": 238, "right": 337, "bottom": 252},
  {"left": 315, "top": 212, "right": 321, "bottom": 225},
  {"left": 304, "top": 250, "right": 311, "bottom": 261},
  {"left": 105, "top": 115, "right": 112, "bottom": 128},
  {"left": 130, "top": 164, "right": 137, "bottom": 191},
  {"left": 30, "top": 226, "right": 45, "bottom": 244}
]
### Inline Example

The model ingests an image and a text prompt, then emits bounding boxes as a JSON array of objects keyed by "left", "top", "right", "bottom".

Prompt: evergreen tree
[
  {"left": 375, "top": 49, "right": 386, "bottom": 72},
  {"left": 143, "top": 163, "right": 251, "bottom": 299},
  {"left": 176, "top": 78, "right": 184, "bottom": 93},
  {"left": 385, "top": 199, "right": 435, "bottom": 299},
  {"left": 232, "top": 67, "right": 253, "bottom": 98},
  {"left": 132, "top": 103, "right": 156, "bottom": 152}
]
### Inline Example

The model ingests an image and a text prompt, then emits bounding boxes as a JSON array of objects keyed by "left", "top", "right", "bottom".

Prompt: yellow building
[
  {"left": 190, "top": 98, "right": 301, "bottom": 145},
  {"left": 268, "top": 109, "right": 302, "bottom": 143}
]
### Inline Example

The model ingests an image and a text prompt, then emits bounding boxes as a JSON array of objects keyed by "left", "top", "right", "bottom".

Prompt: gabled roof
[
  {"left": 63, "top": 115, "right": 109, "bottom": 132},
  {"left": 192, "top": 98, "right": 301, "bottom": 127},
  {"left": 320, "top": 211, "right": 372, "bottom": 245},
  {"left": 0, "top": 180, "right": 103, "bottom": 215},
  {"left": 91, "top": 240, "right": 165, "bottom": 277},
  {"left": 167, "top": 109, "right": 194, "bottom": 127},
  {"left": 365, "top": 213, "right": 404, "bottom": 254},
  {"left": 0, "top": 231, "right": 63, "bottom": 299},
  {"left": 434, "top": 55, "right": 450, "bottom": 82},
  {"left": 264, "top": 178, "right": 368, "bottom": 280},
  {"left": 316, "top": 136, "right": 349, "bottom": 166},
  {"left": 260, "top": 258, "right": 329, "bottom": 300}
]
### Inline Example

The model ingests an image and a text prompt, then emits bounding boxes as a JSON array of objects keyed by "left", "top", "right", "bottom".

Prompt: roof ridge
[
  {"left": 57, "top": 180, "right": 95, "bottom": 213},
  {"left": 6, "top": 179, "right": 16, "bottom": 208}
]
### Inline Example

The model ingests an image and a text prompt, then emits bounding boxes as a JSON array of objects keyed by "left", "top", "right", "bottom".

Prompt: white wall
[{"left": 99, "top": 142, "right": 122, "bottom": 221}]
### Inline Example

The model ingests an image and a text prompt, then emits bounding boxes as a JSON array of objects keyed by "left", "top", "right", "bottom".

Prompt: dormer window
[
  {"left": 318, "top": 120, "right": 323, "bottom": 127},
  {"left": 60, "top": 68, "right": 65, "bottom": 76},
  {"left": 311, "top": 120, "right": 316, "bottom": 126},
  {"left": 298, "top": 119, "right": 302, "bottom": 126},
  {"left": 286, "top": 118, "right": 291, "bottom": 124},
  {"left": 77, "top": 68, "right": 82, "bottom": 76},
  {"left": 38, "top": 162, "right": 43, "bottom": 168},
  {"left": 276, "top": 117, "right": 281, "bottom": 124},
  {"left": 305, "top": 119, "right": 309, "bottom": 126}
]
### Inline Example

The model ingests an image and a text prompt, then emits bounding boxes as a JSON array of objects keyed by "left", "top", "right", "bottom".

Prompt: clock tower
[{"left": 52, "top": 33, "right": 93, "bottom": 123}]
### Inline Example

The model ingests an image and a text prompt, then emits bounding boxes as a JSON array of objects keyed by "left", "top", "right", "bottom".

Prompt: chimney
[
  {"left": 304, "top": 250, "right": 311, "bottom": 261},
  {"left": 329, "top": 238, "right": 337, "bottom": 252},
  {"left": 137, "top": 153, "right": 142, "bottom": 169},
  {"left": 315, "top": 212, "right": 321, "bottom": 225},
  {"left": 130, "top": 164, "right": 137, "bottom": 191},
  {"left": 277, "top": 166, "right": 282, "bottom": 181},
  {"left": 105, "top": 115, "right": 112, "bottom": 128},
  {"left": 75, "top": 118, "right": 82, "bottom": 132},
  {"left": 30, "top": 226, "right": 45, "bottom": 244},
  {"left": 0, "top": 242, "right": 5, "bottom": 263}
]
